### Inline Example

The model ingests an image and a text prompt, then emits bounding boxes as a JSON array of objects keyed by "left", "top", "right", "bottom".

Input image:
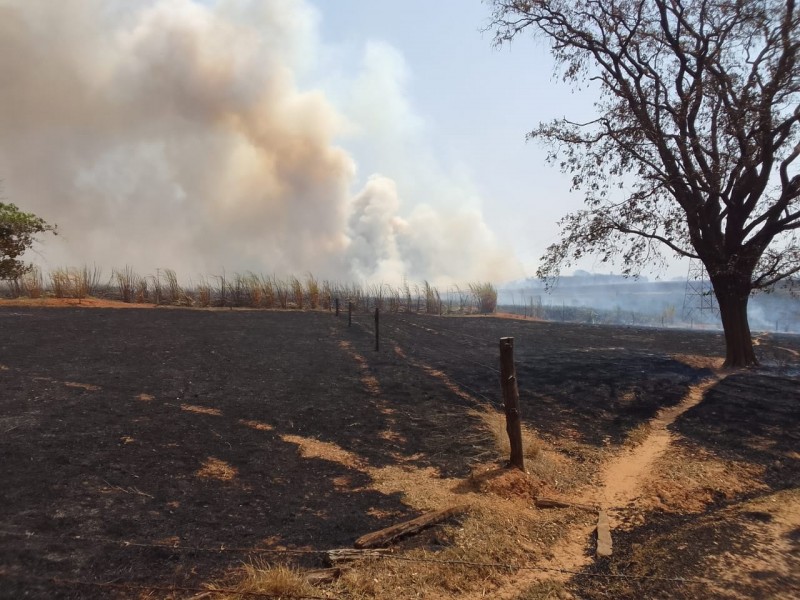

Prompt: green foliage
[{"left": 0, "top": 202, "right": 56, "bottom": 280}]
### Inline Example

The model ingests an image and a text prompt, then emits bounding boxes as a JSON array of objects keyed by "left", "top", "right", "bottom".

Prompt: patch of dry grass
[
  {"left": 469, "top": 282, "right": 497, "bottom": 314},
  {"left": 64, "top": 381, "right": 101, "bottom": 391},
  {"left": 113, "top": 266, "right": 139, "bottom": 303},
  {"left": 329, "top": 503, "right": 578, "bottom": 599},
  {"left": 207, "top": 562, "right": 317, "bottom": 599},
  {"left": 196, "top": 457, "right": 238, "bottom": 482},
  {"left": 238, "top": 419, "right": 274, "bottom": 431},
  {"left": 208, "top": 421, "right": 589, "bottom": 599},
  {"left": 472, "top": 406, "right": 567, "bottom": 485},
  {"left": 181, "top": 404, "right": 222, "bottom": 417},
  {"left": 671, "top": 353, "right": 725, "bottom": 370},
  {"left": 642, "top": 444, "right": 767, "bottom": 513},
  {"left": 625, "top": 421, "right": 653, "bottom": 447},
  {"left": 4, "top": 264, "right": 510, "bottom": 314},
  {"left": 9, "top": 267, "right": 45, "bottom": 298}
]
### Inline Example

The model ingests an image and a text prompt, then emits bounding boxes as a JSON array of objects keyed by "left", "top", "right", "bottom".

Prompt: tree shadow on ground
[
  {"left": 672, "top": 371, "right": 800, "bottom": 491},
  {"left": 573, "top": 502, "right": 798, "bottom": 600}
]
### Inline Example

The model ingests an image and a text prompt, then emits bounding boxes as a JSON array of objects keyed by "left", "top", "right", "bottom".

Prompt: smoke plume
[{"left": 0, "top": 0, "right": 521, "bottom": 284}]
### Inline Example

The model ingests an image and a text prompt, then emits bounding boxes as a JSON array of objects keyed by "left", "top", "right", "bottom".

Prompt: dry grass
[
  {"left": 329, "top": 503, "right": 577, "bottom": 599},
  {"left": 181, "top": 404, "right": 222, "bottom": 416},
  {"left": 423, "top": 280, "right": 441, "bottom": 314},
  {"left": 471, "top": 406, "right": 566, "bottom": 485},
  {"left": 113, "top": 266, "right": 139, "bottom": 303},
  {"left": 238, "top": 419, "right": 274, "bottom": 431},
  {"left": 4, "top": 265, "right": 509, "bottom": 316},
  {"left": 196, "top": 457, "right": 238, "bottom": 482},
  {"left": 641, "top": 444, "right": 767, "bottom": 514},
  {"left": 306, "top": 274, "right": 320, "bottom": 309},
  {"left": 625, "top": 421, "right": 653, "bottom": 447},
  {"left": 470, "top": 282, "right": 497, "bottom": 314},
  {"left": 207, "top": 562, "right": 317, "bottom": 599},
  {"left": 207, "top": 412, "right": 588, "bottom": 599},
  {"left": 10, "top": 266, "right": 44, "bottom": 298},
  {"left": 49, "top": 265, "right": 102, "bottom": 300},
  {"left": 163, "top": 268, "right": 186, "bottom": 305},
  {"left": 197, "top": 276, "right": 212, "bottom": 307},
  {"left": 290, "top": 276, "right": 304, "bottom": 309},
  {"left": 134, "top": 276, "right": 149, "bottom": 303},
  {"left": 49, "top": 268, "right": 69, "bottom": 298}
]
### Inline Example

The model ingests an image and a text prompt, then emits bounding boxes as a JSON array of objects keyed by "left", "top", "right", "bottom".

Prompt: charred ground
[{"left": 0, "top": 306, "right": 798, "bottom": 598}]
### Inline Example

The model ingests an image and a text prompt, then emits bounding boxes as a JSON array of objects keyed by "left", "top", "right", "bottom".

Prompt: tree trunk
[{"left": 715, "top": 289, "right": 758, "bottom": 367}]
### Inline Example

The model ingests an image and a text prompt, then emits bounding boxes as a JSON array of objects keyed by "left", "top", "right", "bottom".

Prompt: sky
[{"left": 0, "top": 0, "right": 689, "bottom": 285}]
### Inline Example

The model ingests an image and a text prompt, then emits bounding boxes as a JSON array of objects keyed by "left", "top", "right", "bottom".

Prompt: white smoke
[{"left": 0, "top": 0, "right": 522, "bottom": 284}]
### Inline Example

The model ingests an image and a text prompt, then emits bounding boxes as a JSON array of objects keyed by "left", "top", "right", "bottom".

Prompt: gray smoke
[{"left": 0, "top": 0, "right": 522, "bottom": 284}]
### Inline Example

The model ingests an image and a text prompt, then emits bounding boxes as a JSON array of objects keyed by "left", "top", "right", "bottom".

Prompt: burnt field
[{"left": 1, "top": 306, "right": 799, "bottom": 599}]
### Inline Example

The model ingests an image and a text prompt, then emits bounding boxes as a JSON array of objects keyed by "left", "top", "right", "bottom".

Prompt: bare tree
[{"left": 489, "top": 0, "right": 800, "bottom": 366}]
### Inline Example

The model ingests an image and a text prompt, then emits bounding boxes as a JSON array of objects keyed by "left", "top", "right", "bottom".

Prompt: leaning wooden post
[
  {"left": 499, "top": 337, "right": 524, "bottom": 471},
  {"left": 348, "top": 301, "right": 352, "bottom": 327},
  {"left": 374, "top": 307, "right": 380, "bottom": 351},
  {"left": 335, "top": 298, "right": 340, "bottom": 317}
]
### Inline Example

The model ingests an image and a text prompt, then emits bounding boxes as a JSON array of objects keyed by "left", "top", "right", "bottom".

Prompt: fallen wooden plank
[
  {"left": 596, "top": 510, "right": 612, "bottom": 558},
  {"left": 354, "top": 505, "right": 469, "bottom": 549},
  {"left": 535, "top": 497, "right": 598, "bottom": 512}
]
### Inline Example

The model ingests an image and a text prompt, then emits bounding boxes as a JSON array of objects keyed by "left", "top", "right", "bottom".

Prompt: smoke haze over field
[{"left": 0, "top": 0, "right": 522, "bottom": 284}]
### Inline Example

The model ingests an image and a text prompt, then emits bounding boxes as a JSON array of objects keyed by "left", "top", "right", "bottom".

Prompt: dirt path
[
  {"left": 594, "top": 376, "right": 722, "bottom": 525},
  {"left": 463, "top": 375, "right": 724, "bottom": 600}
]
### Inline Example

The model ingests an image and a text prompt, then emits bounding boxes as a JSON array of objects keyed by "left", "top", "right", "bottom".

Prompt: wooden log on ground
[
  {"left": 535, "top": 497, "right": 599, "bottom": 512},
  {"left": 354, "top": 505, "right": 469, "bottom": 549},
  {"left": 596, "top": 509, "right": 612, "bottom": 557}
]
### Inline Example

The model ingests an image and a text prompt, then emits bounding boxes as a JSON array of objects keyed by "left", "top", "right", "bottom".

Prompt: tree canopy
[
  {"left": 489, "top": 0, "right": 800, "bottom": 366},
  {"left": 0, "top": 202, "right": 56, "bottom": 280}
]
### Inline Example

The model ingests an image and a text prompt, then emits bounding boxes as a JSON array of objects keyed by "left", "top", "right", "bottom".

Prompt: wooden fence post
[
  {"left": 374, "top": 307, "right": 380, "bottom": 351},
  {"left": 335, "top": 298, "right": 340, "bottom": 317},
  {"left": 348, "top": 301, "right": 352, "bottom": 327},
  {"left": 499, "top": 337, "right": 524, "bottom": 471}
]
